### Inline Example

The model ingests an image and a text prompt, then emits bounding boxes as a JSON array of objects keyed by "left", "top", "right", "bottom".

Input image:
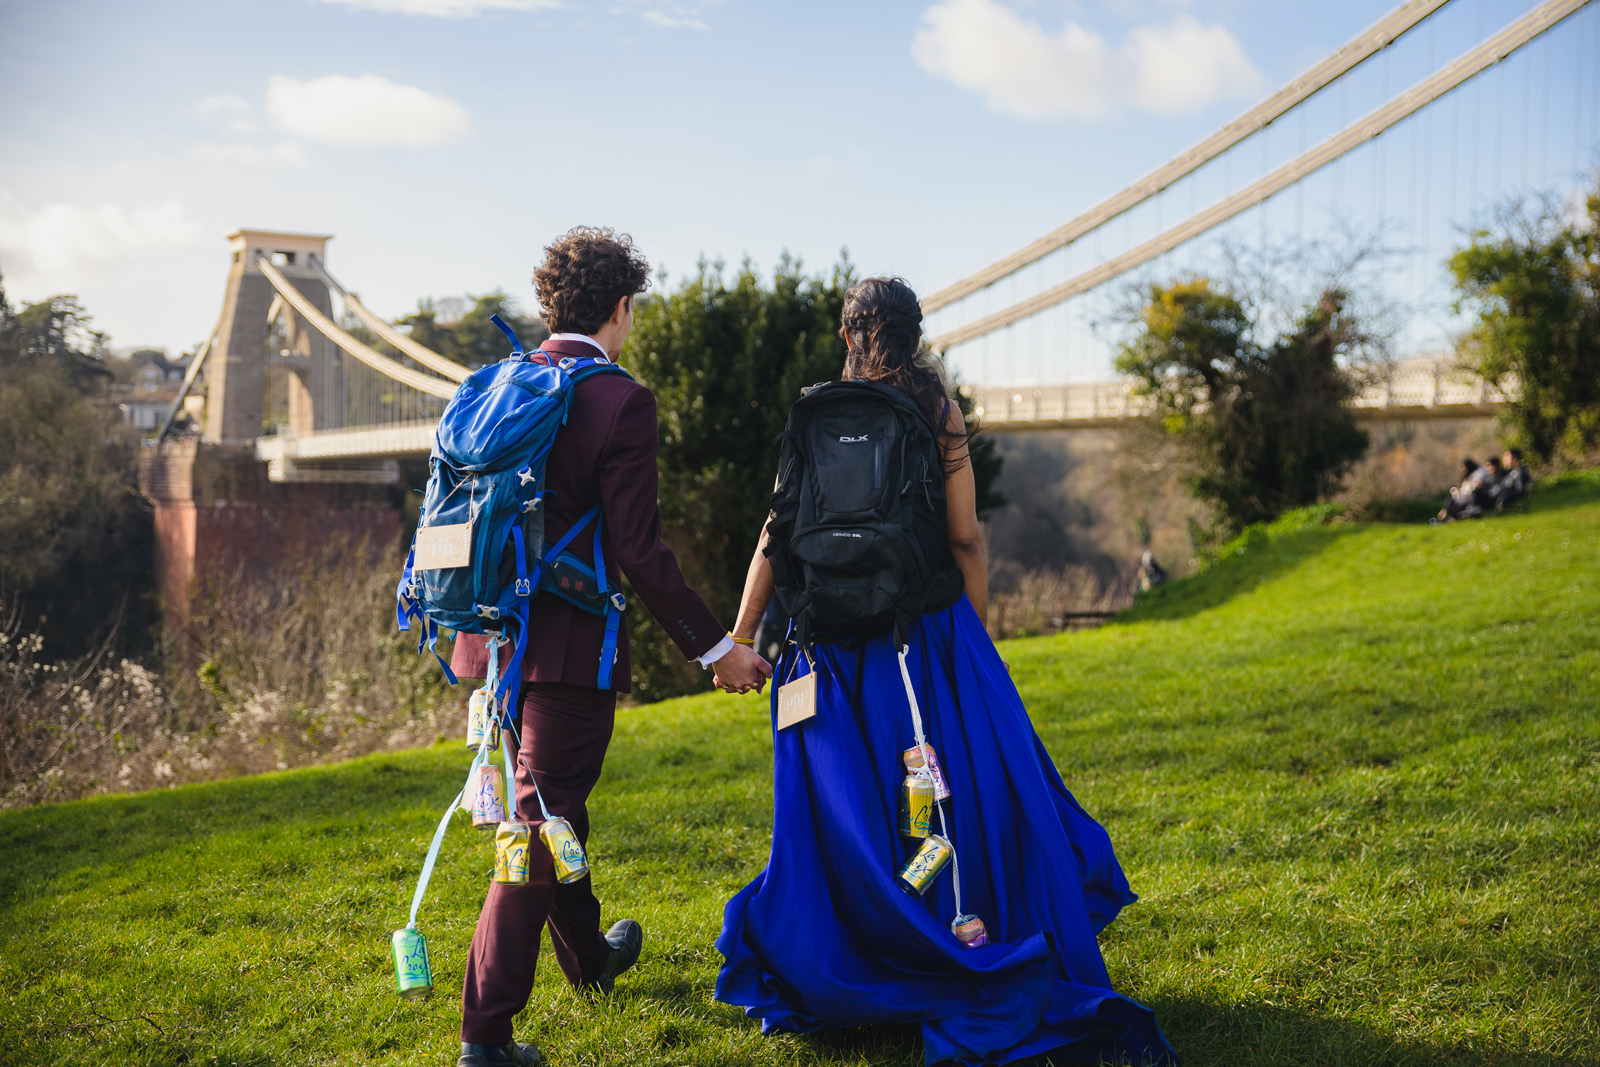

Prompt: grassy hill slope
[{"left": 3, "top": 476, "right": 1597, "bottom": 1067}]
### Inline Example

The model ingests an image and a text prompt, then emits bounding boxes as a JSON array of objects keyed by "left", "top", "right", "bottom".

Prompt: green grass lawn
[{"left": 3, "top": 476, "right": 1598, "bottom": 1067}]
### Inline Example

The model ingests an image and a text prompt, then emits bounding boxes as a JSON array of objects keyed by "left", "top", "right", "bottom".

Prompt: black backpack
[{"left": 764, "top": 380, "right": 964, "bottom": 648}]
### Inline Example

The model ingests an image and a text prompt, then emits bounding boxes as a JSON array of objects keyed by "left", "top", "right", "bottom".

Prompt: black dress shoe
[
  {"left": 457, "top": 1040, "right": 544, "bottom": 1067},
  {"left": 587, "top": 918, "right": 643, "bottom": 994}
]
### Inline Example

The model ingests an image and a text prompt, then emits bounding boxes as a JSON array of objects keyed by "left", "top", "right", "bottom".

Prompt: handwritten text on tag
[
  {"left": 414, "top": 522, "right": 473, "bottom": 570},
  {"left": 776, "top": 670, "right": 817, "bottom": 730}
]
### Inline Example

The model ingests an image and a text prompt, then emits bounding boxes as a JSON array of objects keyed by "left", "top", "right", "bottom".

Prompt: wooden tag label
[
  {"left": 414, "top": 522, "right": 473, "bottom": 570},
  {"left": 776, "top": 670, "right": 817, "bottom": 730}
]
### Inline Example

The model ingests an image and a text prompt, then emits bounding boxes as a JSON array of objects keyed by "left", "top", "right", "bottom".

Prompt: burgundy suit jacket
[{"left": 449, "top": 338, "right": 724, "bottom": 691}]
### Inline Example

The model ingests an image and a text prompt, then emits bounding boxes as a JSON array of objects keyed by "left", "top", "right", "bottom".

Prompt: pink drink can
[
  {"left": 952, "top": 913, "right": 989, "bottom": 948},
  {"left": 902, "top": 744, "right": 951, "bottom": 802},
  {"left": 471, "top": 764, "right": 507, "bottom": 828}
]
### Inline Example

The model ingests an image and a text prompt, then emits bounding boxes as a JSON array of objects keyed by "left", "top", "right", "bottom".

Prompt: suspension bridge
[{"left": 142, "top": 0, "right": 1594, "bottom": 608}]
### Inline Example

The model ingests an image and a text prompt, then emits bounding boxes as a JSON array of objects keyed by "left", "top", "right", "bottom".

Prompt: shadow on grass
[
  {"left": 1116, "top": 523, "right": 1359, "bottom": 625},
  {"left": 0, "top": 745, "right": 465, "bottom": 904},
  {"left": 727, "top": 998, "right": 1591, "bottom": 1067},
  {"left": 1147, "top": 996, "right": 1593, "bottom": 1067}
]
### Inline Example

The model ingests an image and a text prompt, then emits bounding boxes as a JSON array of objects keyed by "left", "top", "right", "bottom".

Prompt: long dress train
[{"left": 715, "top": 595, "right": 1178, "bottom": 1066}]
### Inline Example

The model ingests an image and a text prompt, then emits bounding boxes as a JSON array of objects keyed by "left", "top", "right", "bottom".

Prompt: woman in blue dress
[{"left": 712, "top": 277, "right": 1178, "bottom": 1066}]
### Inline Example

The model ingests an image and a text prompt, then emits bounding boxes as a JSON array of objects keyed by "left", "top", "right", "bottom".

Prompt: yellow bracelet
[{"left": 731, "top": 635, "right": 755, "bottom": 646}]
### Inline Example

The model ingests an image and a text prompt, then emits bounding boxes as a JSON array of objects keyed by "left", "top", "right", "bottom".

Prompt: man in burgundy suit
[{"left": 452, "top": 227, "right": 772, "bottom": 1067}]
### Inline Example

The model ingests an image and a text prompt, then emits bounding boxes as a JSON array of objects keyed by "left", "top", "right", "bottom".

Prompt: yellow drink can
[
  {"left": 493, "top": 820, "right": 532, "bottom": 884},
  {"left": 899, "top": 774, "right": 935, "bottom": 838},
  {"left": 898, "top": 834, "right": 953, "bottom": 896},
  {"left": 540, "top": 816, "right": 589, "bottom": 884}
]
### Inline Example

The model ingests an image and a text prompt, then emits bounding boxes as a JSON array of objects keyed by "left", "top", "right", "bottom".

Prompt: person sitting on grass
[
  {"left": 1138, "top": 550, "right": 1168, "bottom": 592},
  {"left": 1490, "top": 448, "right": 1532, "bottom": 510},
  {"left": 1436, "top": 457, "right": 1487, "bottom": 522}
]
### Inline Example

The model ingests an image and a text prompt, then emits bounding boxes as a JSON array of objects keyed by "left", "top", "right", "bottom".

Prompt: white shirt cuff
[{"left": 697, "top": 634, "right": 735, "bottom": 668}]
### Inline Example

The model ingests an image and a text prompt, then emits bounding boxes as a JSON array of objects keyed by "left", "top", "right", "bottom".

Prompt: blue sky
[{"left": 0, "top": 0, "right": 1591, "bottom": 381}]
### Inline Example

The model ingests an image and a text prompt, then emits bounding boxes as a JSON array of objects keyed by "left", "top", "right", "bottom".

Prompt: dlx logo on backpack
[{"left": 838, "top": 435, "right": 870, "bottom": 443}]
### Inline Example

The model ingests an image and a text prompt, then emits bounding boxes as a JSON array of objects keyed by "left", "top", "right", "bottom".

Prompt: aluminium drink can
[
  {"left": 898, "top": 833, "right": 953, "bottom": 896},
  {"left": 471, "top": 764, "right": 507, "bottom": 829},
  {"left": 899, "top": 774, "right": 935, "bottom": 838},
  {"left": 391, "top": 927, "right": 433, "bottom": 1000},
  {"left": 902, "top": 743, "right": 951, "bottom": 801},
  {"left": 539, "top": 816, "right": 589, "bottom": 884},
  {"left": 466, "top": 689, "right": 500, "bottom": 752},
  {"left": 493, "top": 820, "right": 532, "bottom": 884},
  {"left": 952, "top": 913, "right": 989, "bottom": 948}
]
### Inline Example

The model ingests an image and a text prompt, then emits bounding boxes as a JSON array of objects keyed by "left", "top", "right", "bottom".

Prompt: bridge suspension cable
[
  {"left": 307, "top": 255, "right": 470, "bottom": 383},
  {"left": 920, "top": 0, "right": 1456, "bottom": 314},
  {"left": 255, "top": 253, "right": 458, "bottom": 400},
  {"left": 929, "top": 0, "right": 1594, "bottom": 351}
]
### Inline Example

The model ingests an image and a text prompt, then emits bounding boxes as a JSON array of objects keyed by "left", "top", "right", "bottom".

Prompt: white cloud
[
  {"left": 911, "top": 0, "right": 1261, "bottom": 121},
  {"left": 193, "top": 94, "right": 261, "bottom": 135},
  {"left": 318, "top": 0, "right": 558, "bottom": 14},
  {"left": 265, "top": 74, "right": 471, "bottom": 149},
  {"left": 1124, "top": 16, "right": 1262, "bottom": 115},
  {"left": 638, "top": 9, "right": 709, "bottom": 30},
  {"left": 188, "top": 142, "right": 311, "bottom": 168},
  {"left": 0, "top": 188, "right": 202, "bottom": 295}
]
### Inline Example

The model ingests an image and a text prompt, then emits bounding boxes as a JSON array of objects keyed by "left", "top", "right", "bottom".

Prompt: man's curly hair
[{"left": 532, "top": 226, "right": 652, "bottom": 335}]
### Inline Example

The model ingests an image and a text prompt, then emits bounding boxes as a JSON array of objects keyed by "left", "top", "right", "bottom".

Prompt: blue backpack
[{"left": 396, "top": 315, "right": 633, "bottom": 713}]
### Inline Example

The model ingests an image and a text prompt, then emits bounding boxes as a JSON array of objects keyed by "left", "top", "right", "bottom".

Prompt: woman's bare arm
[
  {"left": 732, "top": 525, "right": 776, "bottom": 643},
  {"left": 942, "top": 403, "right": 988, "bottom": 624}
]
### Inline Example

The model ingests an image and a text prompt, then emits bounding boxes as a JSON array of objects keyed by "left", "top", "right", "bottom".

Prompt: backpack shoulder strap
[{"left": 566, "top": 356, "right": 635, "bottom": 384}]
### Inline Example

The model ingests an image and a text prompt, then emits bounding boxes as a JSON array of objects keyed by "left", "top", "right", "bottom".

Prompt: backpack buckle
[
  {"left": 608, "top": 592, "right": 627, "bottom": 612},
  {"left": 515, "top": 578, "right": 532, "bottom": 597},
  {"left": 520, "top": 498, "right": 540, "bottom": 514},
  {"left": 558, "top": 357, "right": 577, "bottom": 371},
  {"left": 477, "top": 605, "right": 501, "bottom": 620},
  {"left": 517, "top": 468, "right": 535, "bottom": 486}
]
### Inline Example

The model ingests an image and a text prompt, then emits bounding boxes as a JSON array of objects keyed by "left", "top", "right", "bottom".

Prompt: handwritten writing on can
[
  {"left": 391, "top": 927, "right": 433, "bottom": 1000},
  {"left": 471, "top": 764, "right": 507, "bottom": 828},
  {"left": 540, "top": 816, "right": 589, "bottom": 884},
  {"left": 899, "top": 774, "right": 935, "bottom": 838},
  {"left": 898, "top": 834, "right": 953, "bottom": 896}
]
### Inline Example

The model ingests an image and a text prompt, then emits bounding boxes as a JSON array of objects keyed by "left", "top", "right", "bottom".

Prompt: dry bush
[
  {"left": 987, "top": 564, "right": 1133, "bottom": 641},
  {"left": 0, "top": 538, "right": 457, "bottom": 810}
]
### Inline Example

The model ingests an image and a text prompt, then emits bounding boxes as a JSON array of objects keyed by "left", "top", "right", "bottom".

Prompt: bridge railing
[{"left": 965, "top": 358, "right": 1513, "bottom": 431}]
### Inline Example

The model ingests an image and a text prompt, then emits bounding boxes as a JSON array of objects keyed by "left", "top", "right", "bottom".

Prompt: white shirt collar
[{"left": 547, "top": 333, "right": 610, "bottom": 359}]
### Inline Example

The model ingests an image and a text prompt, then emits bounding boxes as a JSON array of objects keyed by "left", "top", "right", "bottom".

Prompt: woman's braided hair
[{"left": 839, "top": 277, "right": 968, "bottom": 465}]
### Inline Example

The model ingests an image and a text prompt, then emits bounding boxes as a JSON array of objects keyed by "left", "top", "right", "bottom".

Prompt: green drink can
[
  {"left": 391, "top": 927, "right": 433, "bottom": 1000},
  {"left": 539, "top": 816, "right": 589, "bottom": 884},
  {"left": 898, "top": 833, "right": 953, "bottom": 896}
]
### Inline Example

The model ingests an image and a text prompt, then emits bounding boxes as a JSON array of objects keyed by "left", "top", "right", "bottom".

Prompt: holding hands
[{"left": 714, "top": 643, "right": 773, "bottom": 695}]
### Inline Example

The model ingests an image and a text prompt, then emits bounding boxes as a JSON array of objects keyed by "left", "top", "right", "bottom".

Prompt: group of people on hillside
[
  {"left": 439, "top": 228, "right": 1177, "bottom": 1067},
  {"left": 1433, "top": 448, "right": 1532, "bottom": 523}
]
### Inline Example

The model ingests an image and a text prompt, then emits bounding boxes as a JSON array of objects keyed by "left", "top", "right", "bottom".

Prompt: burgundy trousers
[{"left": 461, "top": 682, "right": 618, "bottom": 1045}]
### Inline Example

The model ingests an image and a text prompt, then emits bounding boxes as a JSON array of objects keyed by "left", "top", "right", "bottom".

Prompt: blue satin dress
[{"left": 715, "top": 596, "right": 1178, "bottom": 1066}]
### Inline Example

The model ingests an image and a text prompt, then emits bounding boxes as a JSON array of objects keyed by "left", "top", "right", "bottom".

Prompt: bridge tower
[
  {"left": 206, "top": 229, "right": 341, "bottom": 443},
  {"left": 142, "top": 229, "right": 400, "bottom": 631}
]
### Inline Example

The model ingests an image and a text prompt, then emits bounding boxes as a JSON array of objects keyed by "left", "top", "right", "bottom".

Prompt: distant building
[{"left": 118, "top": 350, "right": 197, "bottom": 433}]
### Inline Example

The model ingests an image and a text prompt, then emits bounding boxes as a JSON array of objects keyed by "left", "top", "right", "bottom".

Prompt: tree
[
  {"left": 400, "top": 291, "right": 548, "bottom": 367},
  {"left": 0, "top": 280, "right": 157, "bottom": 661},
  {"left": 1116, "top": 277, "right": 1372, "bottom": 533},
  {"left": 1449, "top": 183, "right": 1600, "bottom": 465},
  {"left": 621, "top": 257, "right": 1003, "bottom": 701}
]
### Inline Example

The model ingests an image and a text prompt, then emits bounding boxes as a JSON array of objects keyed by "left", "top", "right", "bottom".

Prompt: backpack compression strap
[{"left": 538, "top": 503, "right": 627, "bottom": 689}]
